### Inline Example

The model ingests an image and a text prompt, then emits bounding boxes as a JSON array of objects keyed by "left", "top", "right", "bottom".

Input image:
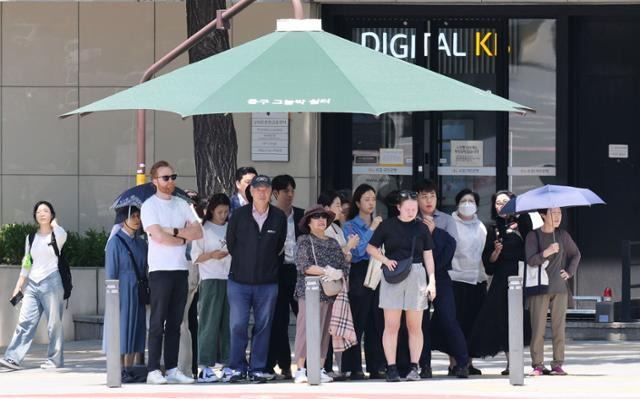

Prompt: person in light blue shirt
[{"left": 340, "top": 184, "right": 385, "bottom": 380}]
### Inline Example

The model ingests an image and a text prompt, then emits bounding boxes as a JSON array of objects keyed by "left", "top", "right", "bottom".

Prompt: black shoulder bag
[
  {"left": 115, "top": 235, "right": 151, "bottom": 305},
  {"left": 383, "top": 226, "right": 418, "bottom": 284}
]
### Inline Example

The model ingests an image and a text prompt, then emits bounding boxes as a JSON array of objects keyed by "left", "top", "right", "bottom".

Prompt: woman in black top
[
  {"left": 468, "top": 190, "right": 532, "bottom": 375},
  {"left": 367, "top": 190, "right": 436, "bottom": 382}
]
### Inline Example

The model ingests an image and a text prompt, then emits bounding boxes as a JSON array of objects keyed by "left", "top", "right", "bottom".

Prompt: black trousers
[
  {"left": 341, "top": 260, "right": 385, "bottom": 374},
  {"left": 148, "top": 270, "right": 188, "bottom": 372},
  {"left": 266, "top": 263, "right": 298, "bottom": 373},
  {"left": 420, "top": 275, "right": 469, "bottom": 368}
]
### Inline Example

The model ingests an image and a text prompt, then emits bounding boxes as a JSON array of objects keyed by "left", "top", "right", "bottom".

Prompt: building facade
[{"left": 0, "top": 0, "right": 638, "bottom": 300}]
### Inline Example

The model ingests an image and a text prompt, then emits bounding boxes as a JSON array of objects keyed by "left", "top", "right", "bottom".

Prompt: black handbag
[
  {"left": 383, "top": 235, "right": 417, "bottom": 284},
  {"left": 116, "top": 235, "right": 150, "bottom": 305}
]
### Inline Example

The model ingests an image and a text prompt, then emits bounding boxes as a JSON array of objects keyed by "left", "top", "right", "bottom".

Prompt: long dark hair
[
  {"left": 203, "top": 193, "right": 231, "bottom": 224},
  {"left": 317, "top": 190, "right": 341, "bottom": 208},
  {"left": 348, "top": 184, "right": 376, "bottom": 220}
]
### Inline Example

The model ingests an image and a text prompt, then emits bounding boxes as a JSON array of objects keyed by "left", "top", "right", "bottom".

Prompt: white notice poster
[
  {"left": 379, "top": 148, "right": 404, "bottom": 166},
  {"left": 251, "top": 112, "right": 289, "bottom": 162},
  {"left": 451, "top": 140, "right": 483, "bottom": 167}
]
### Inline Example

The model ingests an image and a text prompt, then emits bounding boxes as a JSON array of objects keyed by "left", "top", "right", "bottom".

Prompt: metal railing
[{"left": 621, "top": 240, "right": 640, "bottom": 322}]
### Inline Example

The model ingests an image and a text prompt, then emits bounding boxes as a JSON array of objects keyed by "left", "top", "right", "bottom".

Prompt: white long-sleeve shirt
[
  {"left": 449, "top": 212, "right": 487, "bottom": 285},
  {"left": 191, "top": 221, "right": 231, "bottom": 280},
  {"left": 21, "top": 225, "right": 67, "bottom": 283}
]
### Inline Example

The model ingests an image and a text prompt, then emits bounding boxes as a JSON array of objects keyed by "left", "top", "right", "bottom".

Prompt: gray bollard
[
  {"left": 105, "top": 279, "right": 121, "bottom": 388},
  {"left": 507, "top": 276, "right": 524, "bottom": 386},
  {"left": 305, "top": 276, "right": 321, "bottom": 385}
]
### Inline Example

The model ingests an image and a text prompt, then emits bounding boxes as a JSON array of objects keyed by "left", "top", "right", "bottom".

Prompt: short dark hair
[
  {"left": 33, "top": 200, "right": 56, "bottom": 223},
  {"left": 272, "top": 174, "right": 296, "bottom": 191},
  {"left": 150, "top": 160, "right": 172, "bottom": 178},
  {"left": 235, "top": 166, "right": 257, "bottom": 182},
  {"left": 348, "top": 184, "right": 376, "bottom": 220},
  {"left": 455, "top": 188, "right": 480, "bottom": 206},
  {"left": 204, "top": 193, "right": 231, "bottom": 223},
  {"left": 491, "top": 190, "right": 515, "bottom": 220},
  {"left": 317, "top": 190, "right": 341, "bottom": 208},
  {"left": 415, "top": 179, "right": 438, "bottom": 194}
]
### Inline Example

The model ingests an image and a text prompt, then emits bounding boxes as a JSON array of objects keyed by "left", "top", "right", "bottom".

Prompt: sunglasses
[
  {"left": 156, "top": 174, "right": 178, "bottom": 182},
  {"left": 398, "top": 190, "right": 418, "bottom": 200},
  {"left": 310, "top": 213, "right": 329, "bottom": 220}
]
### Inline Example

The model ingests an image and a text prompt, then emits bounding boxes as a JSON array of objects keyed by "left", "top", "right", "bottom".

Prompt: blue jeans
[
  {"left": 5, "top": 272, "right": 64, "bottom": 367},
  {"left": 227, "top": 279, "right": 278, "bottom": 372}
]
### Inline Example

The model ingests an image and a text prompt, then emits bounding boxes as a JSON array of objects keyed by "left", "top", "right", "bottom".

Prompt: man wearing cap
[{"left": 225, "top": 175, "right": 288, "bottom": 383}]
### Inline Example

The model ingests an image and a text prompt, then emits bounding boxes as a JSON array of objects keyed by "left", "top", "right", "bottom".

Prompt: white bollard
[
  {"left": 508, "top": 276, "right": 524, "bottom": 386},
  {"left": 105, "top": 279, "right": 121, "bottom": 388},
  {"left": 305, "top": 276, "right": 321, "bottom": 385}
]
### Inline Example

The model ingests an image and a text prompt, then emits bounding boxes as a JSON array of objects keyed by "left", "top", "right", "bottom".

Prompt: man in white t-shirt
[{"left": 141, "top": 161, "right": 203, "bottom": 385}]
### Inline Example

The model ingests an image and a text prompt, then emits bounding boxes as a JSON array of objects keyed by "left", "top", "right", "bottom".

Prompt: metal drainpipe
[{"left": 134, "top": 0, "right": 305, "bottom": 184}]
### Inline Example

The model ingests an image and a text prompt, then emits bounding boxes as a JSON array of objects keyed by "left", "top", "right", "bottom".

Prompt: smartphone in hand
[{"left": 10, "top": 291, "right": 24, "bottom": 306}]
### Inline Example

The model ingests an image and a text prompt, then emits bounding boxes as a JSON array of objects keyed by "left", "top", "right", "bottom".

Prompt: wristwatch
[{"left": 173, "top": 228, "right": 179, "bottom": 237}]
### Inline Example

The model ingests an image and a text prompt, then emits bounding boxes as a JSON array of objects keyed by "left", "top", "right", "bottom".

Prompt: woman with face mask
[{"left": 448, "top": 188, "right": 487, "bottom": 376}]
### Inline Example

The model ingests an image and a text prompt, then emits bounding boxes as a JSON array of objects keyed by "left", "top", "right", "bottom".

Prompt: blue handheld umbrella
[
  {"left": 111, "top": 182, "right": 192, "bottom": 209},
  {"left": 499, "top": 184, "right": 605, "bottom": 215}
]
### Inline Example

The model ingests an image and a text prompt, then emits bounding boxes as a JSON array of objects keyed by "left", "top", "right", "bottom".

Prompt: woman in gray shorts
[{"left": 366, "top": 190, "right": 436, "bottom": 382}]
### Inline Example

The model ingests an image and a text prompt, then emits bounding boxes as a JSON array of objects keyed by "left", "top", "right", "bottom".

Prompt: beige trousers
[
  {"left": 177, "top": 262, "right": 200, "bottom": 376},
  {"left": 528, "top": 293, "right": 567, "bottom": 368},
  {"left": 294, "top": 299, "right": 333, "bottom": 365}
]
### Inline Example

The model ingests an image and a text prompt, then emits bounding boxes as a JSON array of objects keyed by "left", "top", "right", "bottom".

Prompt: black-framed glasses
[
  {"left": 157, "top": 174, "right": 177, "bottom": 182},
  {"left": 398, "top": 190, "right": 418, "bottom": 200},
  {"left": 310, "top": 213, "right": 328, "bottom": 220}
]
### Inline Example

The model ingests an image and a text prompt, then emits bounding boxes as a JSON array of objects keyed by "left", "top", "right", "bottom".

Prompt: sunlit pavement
[{"left": 0, "top": 340, "right": 639, "bottom": 399}]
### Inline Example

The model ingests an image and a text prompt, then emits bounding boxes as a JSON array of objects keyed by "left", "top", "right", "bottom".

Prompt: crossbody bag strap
[
  {"left": 309, "top": 236, "right": 318, "bottom": 266},
  {"left": 115, "top": 235, "right": 144, "bottom": 281},
  {"left": 50, "top": 231, "right": 60, "bottom": 258}
]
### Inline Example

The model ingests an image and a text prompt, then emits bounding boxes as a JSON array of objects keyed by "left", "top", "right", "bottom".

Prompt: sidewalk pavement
[{"left": 0, "top": 339, "right": 638, "bottom": 399}]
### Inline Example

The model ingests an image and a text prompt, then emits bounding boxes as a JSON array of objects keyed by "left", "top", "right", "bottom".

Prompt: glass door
[{"left": 427, "top": 20, "right": 505, "bottom": 220}]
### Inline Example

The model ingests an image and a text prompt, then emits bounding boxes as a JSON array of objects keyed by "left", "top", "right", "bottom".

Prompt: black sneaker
[
  {"left": 454, "top": 365, "right": 469, "bottom": 379},
  {"left": 447, "top": 366, "right": 455, "bottom": 376},
  {"left": 349, "top": 371, "right": 366, "bottom": 380},
  {"left": 228, "top": 370, "right": 247, "bottom": 383},
  {"left": 468, "top": 365, "right": 482, "bottom": 375},
  {"left": 385, "top": 366, "right": 401, "bottom": 382},
  {"left": 501, "top": 368, "right": 510, "bottom": 376},
  {"left": 369, "top": 371, "right": 386, "bottom": 380},
  {"left": 249, "top": 371, "right": 268, "bottom": 383},
  {"left": 405, "top": 366, "right": 421, "bottom": 381},
  {"left": 0, "top": 358, "right": 21, "bottom": 370},
  {"left": 420, "top": 366, "right": 433, "bottom": 379}
]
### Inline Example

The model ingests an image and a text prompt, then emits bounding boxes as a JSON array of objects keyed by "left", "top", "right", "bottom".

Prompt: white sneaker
[
  {"left": 146, "top": 369, "right": 168, "bottom": 384},
  {"left": 197, "top": 367, "right": 219, "bottom": 383},
  {"left": 166, "top": 367, "right": 195, "bottom": 384},
  {"left": 294, "top": 368, "right": 308, "bottom": 384},
  {"left": 40, "top": 360, "right": 59, "bottom": 369},
  {"left": 320, "top": 368, "right": 334, "bottom": 383}
]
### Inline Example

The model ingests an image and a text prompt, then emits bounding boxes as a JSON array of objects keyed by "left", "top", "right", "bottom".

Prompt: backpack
[{"left": 28, "top": 231, "right": 73, "bottom": 302}]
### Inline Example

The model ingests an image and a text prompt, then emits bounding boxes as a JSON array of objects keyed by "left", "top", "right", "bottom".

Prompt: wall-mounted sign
[
  {"left": 451, "top": 140, "right": 483, "bottom": 167},
  {"left": 508, "top": 166, "right": 556, "bottom": 176},
  {"left": 438, "top": 166, "right": 496, "bottom": 176},
  {"left": 608, "top": 144, "right": 629, "bottom": 159},
  {"left": 379, "top": 148, "right": 404, "bottom": 166},
  {"left": 353, "top": 166, "right": 412, "bottom": 176},
  {"left": 359, "top": 30, "right": 498, "bottom": 60},
  {"left": 251, "top": 112, "right": 289, "bottom": 162}
]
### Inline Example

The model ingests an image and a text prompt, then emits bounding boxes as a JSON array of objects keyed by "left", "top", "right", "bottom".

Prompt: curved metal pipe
[{"left": 135, "top": 0, "right": 304, "bottom": 183}]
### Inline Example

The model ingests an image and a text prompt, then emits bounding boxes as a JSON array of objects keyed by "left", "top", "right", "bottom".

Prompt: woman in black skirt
[{"left": 468, "top": 190, "right": 532, "bottom": 375}]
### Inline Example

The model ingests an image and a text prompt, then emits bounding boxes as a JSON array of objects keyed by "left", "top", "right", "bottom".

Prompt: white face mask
[{"left": 458, "top": 202, "right": 477, "bottom": 217}]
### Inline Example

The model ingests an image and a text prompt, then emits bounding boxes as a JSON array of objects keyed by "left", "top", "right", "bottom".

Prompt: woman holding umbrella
[
  {"left": 104, "top": 206, "right": 148, "bottom": 381},
  {"left": 525, "top": 207, "right": 581, "bottom": 376},
  {"left": 467, "top": 190, "right": 532, "bottom": 375}
]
